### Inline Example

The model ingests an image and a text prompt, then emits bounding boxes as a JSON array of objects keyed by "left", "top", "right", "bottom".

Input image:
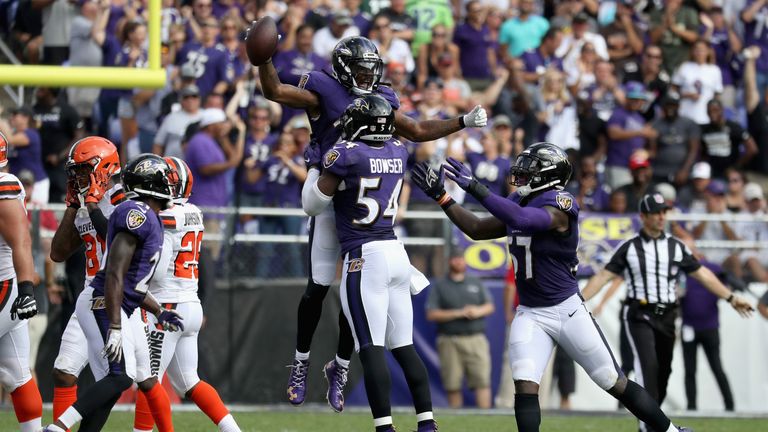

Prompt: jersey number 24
[{"left": 174, "top": 231, "right": 203, "bottom": 279}]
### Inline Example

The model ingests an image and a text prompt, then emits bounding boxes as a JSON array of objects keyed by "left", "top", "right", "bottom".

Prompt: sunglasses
[
  {"left": 432, "top": 33, "right": 447, "bottom": 38},
  {"left": 374, "top": 24, "right": 390, "bottom": 29},
  {"left": 196, "top": 3, "right": 212, "bottom": 8},
  {"left": 645, "top": 53, "right": 662, "bottom": 59},
  {"left": 250, "top": 115, "right": 269, "bottom": 120}
]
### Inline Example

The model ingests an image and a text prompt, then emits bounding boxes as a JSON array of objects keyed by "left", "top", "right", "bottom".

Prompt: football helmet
[
  {"left": 331, "top": 36, "right": 383, "bottom": 95},
  {"left": 0, "top": 131, "right": 8, "bottom": 168},
  {"left": 66, "top": 136, "right": 121, "bottom": 194},
  {"left": 164, "top": 156, "right": 194, "bottom": 202},
  {"left": 509, "top": 142, "right": 572, "bottom": 196},
  {"left": 122, "top": 154, "right": 177, "bottom": 205},
  {"left": 340, "top": 94, "right": 395, "bottom": 143}
]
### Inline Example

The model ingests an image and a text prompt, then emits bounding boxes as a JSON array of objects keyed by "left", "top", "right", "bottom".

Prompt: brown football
[{"left": 245, "top": 17, "right": 279, "bottom": 66}]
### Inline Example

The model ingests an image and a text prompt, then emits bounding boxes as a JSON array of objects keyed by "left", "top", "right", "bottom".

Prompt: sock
[
  {"left": 337, "top": 309, "right": 354, "bottom": 361},
  {"left": 335, "top": 355, "right": 350, "bottom": 369},
  {"left": 143, "top": 383, "right": 174, "bottom": 432},
  {"left": 53, "top": 385, "right": 78, "bottom": 425},
  {"left": 11, "top": 379, "right": 43, "bottom": 431},
  {"left": 71, "top": 374, "right": 131, "bottom": 428},
  {"left": 57, "top": 406, "right": 84, "bottom": 430},
  {"left": 417, "top": 411, "right": 435, "bottom": 429},
  {"left": 134, "top": 390, "right": 155, "bottom": 432},
  {"left": 79, "top": 393, "right": 121, "bottom": 432},
  {"left": 514, "top": 394, "right": 541, "bottom": 432},
  {"left": 189, "top": 381, "right": 230, "bottom": 425},
  {"left": 359, "top": 346, "right": 392, "bottom": 420},
  {"left": 666, "top": 425, "right": 679, "bottom": 432},
  {"left": 615, "top": 380, "right": 672, "bottom": 432},
  {"left": 374, "top": 415, "right": 393, "bottom": 431},
  {"left": 217, "top": 413, "right": 242, "bottom": 432},
  {"left": 296, "top": 281, "right": 330, "bottom": 353},
  {"left": 295, "top": 350, "right": 310, "bottom": 361},
  {"left": 392, "top": 345, "right": 432, "bottom": 414}
]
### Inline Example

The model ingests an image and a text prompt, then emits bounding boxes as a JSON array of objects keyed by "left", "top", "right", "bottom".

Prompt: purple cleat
[
  {"left": 287, "top": 359, "right": 309, "bottom": 405},
  {"left": 415, "top": 420, "right": 438, "bottom": 432},
  {"left": 323, "top": 359, "right": 349, "bottom": 412}
]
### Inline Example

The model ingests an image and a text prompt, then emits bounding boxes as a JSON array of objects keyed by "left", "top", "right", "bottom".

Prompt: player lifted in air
[
  {"left": 49, "top": 138, "right": 175, "bottom": 431},
  {"left": 44, "top": 154, "right": 184, "bottom": 432},
  {"left": 0, "top": 132, "right": 43, "bottom": 432},
  {"left": 256, "top": 33, "right": 487, "bottom": 411},
  {"left": 303, "top": 94, "right": 436, "bottom": 432},
  {"left": 411, "top": 143, "right": 693, "bottom": 432},
  {"left": 132, "top": 157, "right": 241, "bottom": 432}
]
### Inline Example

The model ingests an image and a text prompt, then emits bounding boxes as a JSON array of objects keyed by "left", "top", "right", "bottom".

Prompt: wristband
[
  {"left": 467, "top": 179, "right": 490, "bottom": 200},
  {"left": 438, "top": 194, "right": 456, "bottom": 210},
  {"left": 725, "top": 293, "right": 734, "bottom": 303},
  {"left": 458, "top": 116, "right": 466, "bottom": 129},
  {"left": 17, "top": 280, "right": 34, "bottom": 296}
]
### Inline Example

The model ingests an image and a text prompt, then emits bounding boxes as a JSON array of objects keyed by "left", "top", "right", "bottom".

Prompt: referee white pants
[
  {"left": 307, "top": 205, "right": 341, "bottom": 286},
  {"left": 509, "top": 294, "right": 621, "bottom": 391},
  {"left": 340, "top": 240, "right": 413, "bottom": 352}
]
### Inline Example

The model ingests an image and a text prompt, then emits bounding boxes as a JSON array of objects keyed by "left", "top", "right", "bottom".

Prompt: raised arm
[
  {"left": 689, "top": 266, "right": 754, "bottom": 317},
  {"left": 394, "top": 105, "right": 487, "bottom": 142},
  {"left": 258, "top": 61, "right": 319, "bottom": 109}
]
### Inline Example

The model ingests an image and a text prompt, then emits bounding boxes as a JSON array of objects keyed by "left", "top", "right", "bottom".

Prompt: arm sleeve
[
  {"left": 676, "top": 239, "right": 702, "bottom": 274},
  {"left": 479, "top": 193, "right": 553, "bottom": 232},
  {"left": 89, "top": 207, "right": 109, "bottom": 238},
  {"left": 605, "top": 239, "right": 633, "bottom": 275},
  {"left": 301, "top": 167, "right": 331, "bottom": 216}
]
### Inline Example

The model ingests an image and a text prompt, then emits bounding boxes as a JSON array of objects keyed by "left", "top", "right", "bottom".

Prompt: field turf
[{"left": 2, "top": 407, "right": 765, "bottom": 431}]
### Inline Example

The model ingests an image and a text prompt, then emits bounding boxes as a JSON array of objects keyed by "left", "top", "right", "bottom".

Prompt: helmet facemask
[
  {"left": 66, "top": 159, "right": 100, "bottom": 195},
  {"left": 509, "top": 153, "right": 564, "bottom": 197},
  {"left": 341, "top": 54, "right": 383, "bottom": 95}
]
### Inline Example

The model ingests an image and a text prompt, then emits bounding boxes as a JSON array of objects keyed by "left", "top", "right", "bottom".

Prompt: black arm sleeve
[
  {"left": 605, "top": 239, "right": 633, "bottom": 275},
  {"left": 89, "top": 207, "right": 109, "bottom": 239}
]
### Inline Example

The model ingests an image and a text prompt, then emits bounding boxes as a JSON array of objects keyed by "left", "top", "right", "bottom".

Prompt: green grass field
[{"left": 2, "top": 409, "right": 765, "bottom": 432}]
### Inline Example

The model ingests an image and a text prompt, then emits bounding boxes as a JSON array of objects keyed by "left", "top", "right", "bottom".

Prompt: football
[{"left": 245, "top": 17, "right": 279, "bottom": 66}]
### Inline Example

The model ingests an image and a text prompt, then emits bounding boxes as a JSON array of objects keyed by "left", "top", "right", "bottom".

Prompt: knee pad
[{"left": 590, "top": 366, "right": 619, "bottom": 391}]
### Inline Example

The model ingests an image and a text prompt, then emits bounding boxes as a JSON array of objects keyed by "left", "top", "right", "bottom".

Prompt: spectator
[
  {"left": 520, "top": 27, "right": 564, "bottom": 85},
  {"left": 499, "top": 0, "right": 549, "bottom": 60},
  {"left": 741, "top": 0, "right": 768, "bottom": 100},
  {"left": 10, "top": 0, "right": 43, "bottom": 65},
  {"left": 680, "top": 261, "right": 736, "bottom": 411},
  {"left": 671, "top": 39, "right": 723, "bottom": 125},
  {"left": 691, "top": 180, "right": 739, "bottom": 266},
  {"left": 345, "top": 0, "right": 372, "bottom": 37},
  {"left": 567, "top": 156, "right": 610, "bottom": 212},
  {"left": 176, "top": 16, "right": 232, "bottom": 99},
  {"left": 622, "top": 45, "right": 671, "bottom": 121},
  {"left": 463, "top": 130, "right": 510, "bottom": 209},
  {"left": 274, "top": 24, "right": 330, "bottom": 85},
  {"left": 132, "top": 41, "right": 176, "bottom": 154},
  {"left": 650, "top": 0, "right": 700, "bottom": 74},
  {"left": 490, "top": 114, "right": 520, "bottom": 158},
  {"left": 415, "top": 78, "right": 454, "bottom": 119},
  {"left": 734, "top": 182, "right": 768, "bottom": 283},
  {"left": 649, "top": 91, "right": 701, "bottom": 186},
  {"left": 701, "top": 7, "right": 742, "bottom": 108},
  {"left": 153, "top": 84, "right": 203, "bottom": 158},
  {"left": 678, "top": 161, "right": 712, "bottom": 213},
  {"left": 35, "top": 0, "right": 77, "bottom": 65},
  {"left": 724, "top": 168, "right": 749, "bottom": 212},
  {"left": 0, "top": 106, "right": 48, "bottom": 203},
  {"left": 220, "top": 15, "right": 243, "bottom": 81},
  {"left": 575, "top": 95, "right": 607, "bottom": 160},
  {"left": 184, "top": 0, "right": 214, "bottom": 43},
  {"left": 376, "top": 0, "right": 416, "bottom": 43},
  {"left": 115, "top": 19, "right": 149, "bottom": 160},
  {"left": 160, "top": 63, "right": 199, "bottom": 117},
  {"left": 601, "top": 0, "right": 645, "bottom": 74},
  {"left": 616, "top": 151, "right": 658, "bottom": 213},
  {"left": 453, "top": 1, "right": 496, "bottom": 90},
  {"left": 426, "top": 248, "right": 494, "bottom": 409},
  {"left": 369, "top": 15, "right": 414, "bottom": 75},
  {"left": 535, "top": 69, "right": 579, "bottom": 152},
  {"left": 605, "top": 81, "right": 654, "bottom": 189},
  {"left": 556, "top": 12, "right": 609, "bottom": 67},
  {"left": 587, "top": 60, "right": 625, "bottom": 121},
  {"left": 435, "top": 52, "right": 472, "bottom": 111},
  {"left": 743, "top": 46, "right": 768, "bottom": 175},
  {"left": 406, "top": 0, "right": 453, "bottom": 56},
  {"left": 416, "top": 24, "right": 460, "bottom": 90},
  {"left": 313, "top": 10, "right": 360, "bottom": 60},
  {"left": 387, "top": 62, "right": 416, "bottom": 113},
  {"left": 608, "top": 189, "right": 628, "bottom": 214},
  {"left": 701, "top": 99, "right": 759, "bottom": 175},
  {"left": 240, "top": 103, "right": 279, "bottom": 208},
  {"left": 33, "top": 86, "right": 83, "bottom": 203},
  {"left": 565, "top": 41, "right": 598, "bottom": 94}
]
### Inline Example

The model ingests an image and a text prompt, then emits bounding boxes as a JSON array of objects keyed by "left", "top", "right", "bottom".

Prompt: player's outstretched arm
[
  {"left": 689, "top": 266, "right": 755, "bottom": 318},
  {"left": 411, "top": 162, "right": 505, "bottom": 240},
  {"left": 303, "top": 171, "right": 342, "bottom": 216},
  {"left": 258, "top": 60, "right": 319, "bottom": 109},
  {"left": 393, "top": 105, "right": 487, "bottom": 142}
]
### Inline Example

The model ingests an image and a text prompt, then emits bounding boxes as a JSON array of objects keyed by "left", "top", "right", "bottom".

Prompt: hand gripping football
[{"left": 245, "top": 16, "right": 279, "bottom": 66}]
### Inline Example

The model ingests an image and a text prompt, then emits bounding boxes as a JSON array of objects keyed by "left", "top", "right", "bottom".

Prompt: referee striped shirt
[{"left": 605, "top": 230, "right": 702, "bottom": 304}]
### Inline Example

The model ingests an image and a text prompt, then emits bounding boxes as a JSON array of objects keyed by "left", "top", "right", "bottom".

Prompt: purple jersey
[
  {"left": 507, "top": 189, "right": 580, "bottom": 307},
  {"left": 606, "top": 106, "right": 646, "bottom": 168},
  {"left": 176, "top": 42, "right": 232, "bottom": 97},
  {"left": 743, "top": 1, "right": 768, "bottom": 72},
  {"left": 681, "top": 261, "right": 722, "bottom": 330},
  {"left": 521, "top": 49, "right": 563, "bottom": 75},
  {"left": 298, "top": 69, "right": 400, "bottom": 153},
  {"left": 323, "top": 139, "right": 408, "bottom": 255},
  {"left": 241, "top": 133, "right": 279, "bottom": 196},
  {"left": 91, "top": 200, "right": 164, "bottom": 315},
  {"left": 464, "top": 152, "right": 510, "bottom": 207},
  {"left": 261, "top": 155, "right": 304, "bottom": 208},
  {"left": 453, "top": 23, "right": 494, "bottom": 79}
]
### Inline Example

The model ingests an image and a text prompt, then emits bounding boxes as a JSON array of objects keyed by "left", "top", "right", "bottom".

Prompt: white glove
[
  {"left": 462, "top": 105, "right": 488, "bottom": 128},
  {"left": 102, "top": 327, "right": 123, "bottom": 363}
]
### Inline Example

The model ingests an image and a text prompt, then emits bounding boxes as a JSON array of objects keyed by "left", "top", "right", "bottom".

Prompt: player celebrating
[
  {"left": 44, "top": 154, "right": 184, "bottom": 432},
  {"left": 411, "top": 143, "right": 692, "bottom": 432},
  {"left": 49, "top": 138, "right": 174, "bottom": 431},
  {"left": 0, "top": 132, "right": 43, "bottom": 432},
  {"left": 132, "top": 157, "right": 241, "bottom": 432},
  {"left": 256, "top": 33, "right": 487, "bottom": 410},
  {"left": 303, "top": 95, "right": 436, "bottom": 432}
]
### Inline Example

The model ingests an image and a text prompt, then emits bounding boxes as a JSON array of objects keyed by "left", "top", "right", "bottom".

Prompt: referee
[{"left": 583, "top": 193, "right": 753, "bottom": 415}]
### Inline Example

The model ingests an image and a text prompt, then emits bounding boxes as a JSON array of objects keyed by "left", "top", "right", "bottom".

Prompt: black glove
[
  {"left": 11, "top": 281, "right": 37, "bottom": 320},
  {"left": 412, "top": 162, "right": 446, "bottom": 201}
]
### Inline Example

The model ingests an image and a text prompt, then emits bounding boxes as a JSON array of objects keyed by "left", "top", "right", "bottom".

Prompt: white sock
[
  {"left": 58, "top": 406, "right": 83, "bottom": 429},
  {"left": 416, "top": 411, "right": 434, "bottom": 422},
  {"left": 134, "top": 429, "right": 154, "bottom": 432},
  {"left": 217, "top": 413, "right": 242, "bottom": 432},
  {"left": 666, "top": 424, "right": 679, "bottom": 432},
  {"left": 373, "top": 416, "right": 393, "bottom": 427},
  {"left": 335, "top": 355, "right": 350, "bottom": 369},
  {"left": 295, "top": 350, "right": 310, "bottom": 361},
  {"left": 19, "top": 418, "right": 41, "bottom": 432},
  {"left": 44, "top": 425, "right": 66, "bottom": 432}
]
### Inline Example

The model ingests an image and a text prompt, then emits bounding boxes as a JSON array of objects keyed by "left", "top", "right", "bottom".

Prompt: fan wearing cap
[
  {"left": 0, "top": 107, "right": 48, "bottom": 204},
  {"left": 677, "top": 161, "right": 711, "bottom": 212},
  {"left": 701, "top": 99, "right": 758, "bottom": 174},
  {"left": 615, "top": 150, "right": 657, "bottom": 213},
  {"left": 733, "top": 182, "right": 768, "bottom": 284},
  {"left": 520, "top": 27, "right": 564, "bottom": 85},
  {"left": 175, "top": 16, "right": 231, "bottom": 99},
  {"left": 583, "top": 193, "right": 753, "bottom": 432},
  {"left": 690, "top": 179, "right": 739, "bottom": 267},
  {"left": 153, "top": 85, "right": 203, "bottom": 158},
  {"left": 621, "top": 45, "right": 671, "bottom": 122},
  {"left": 555, "top": 12, "right": 609, "bottom": 67},
  {"left": 649, "top": 91, "right": 701, "bottom": 186},
  {"left": 313, "top": 10, "right": 361, "bottom": 60}
]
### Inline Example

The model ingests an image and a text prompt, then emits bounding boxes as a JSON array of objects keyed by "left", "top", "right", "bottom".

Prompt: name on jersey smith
[{"left": 369, "top": 158, "right": 403, "bottom": 174}]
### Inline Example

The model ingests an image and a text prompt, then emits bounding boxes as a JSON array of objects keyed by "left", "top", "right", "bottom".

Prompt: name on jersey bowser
[{"left": 369, "top": 158, "right": 403, "bottom": 174}]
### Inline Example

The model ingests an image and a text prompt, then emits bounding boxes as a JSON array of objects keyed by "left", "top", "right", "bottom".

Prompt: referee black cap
[{"left": 639, "top": 193, "right": 670, "bottom": 214}]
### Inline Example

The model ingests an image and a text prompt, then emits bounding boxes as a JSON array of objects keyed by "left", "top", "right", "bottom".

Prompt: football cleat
[
  {"left": 287, "top": 359, "right": 309, "bottom": 405},
  {"left": 323, "top": 360, "right": 349, "bottom": 412},
  {"left": 415, "top": 420, "right": 438, "bottom": 432}
]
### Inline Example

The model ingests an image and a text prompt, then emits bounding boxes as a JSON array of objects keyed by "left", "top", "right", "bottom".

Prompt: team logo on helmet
[
  {"left": 126, "top": 208, "right": 147, "bottom": 229},
  {"left": 134, "top": 159, "right": 157, "bottom": 174},
  {"left": 324, "top": 150, "right": 341, "bottom": 168},
  {"left": 352, "top": 98, "right": 370, "bottom": 111},
  {"left": 556, "top": 193, "right": 573, "bottom": 211}
]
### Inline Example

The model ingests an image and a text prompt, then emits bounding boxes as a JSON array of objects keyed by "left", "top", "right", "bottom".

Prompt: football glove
[
  {"left": 444, "top": 157, "right": 490, "bottom": 200},
  {"left": 411, "top": 162, "right": 446, "bottom": 201},
  {"left": 462, "top": 105, "right": 488, "bottom": 128},
  {"left": 102, "top": 327, "right": 123, "bottom": 363},
  {"left": 304, "top": 144, "right": 322, "bottom": 169},
  {"left": 157, "top": 309, "right": 185, "bottom": 332},
  {"left": 85, "top": 171, "right": 110, "bottom": 205},
  {"left": 10, "top": 281, "right": 37, "bottom": 320}
]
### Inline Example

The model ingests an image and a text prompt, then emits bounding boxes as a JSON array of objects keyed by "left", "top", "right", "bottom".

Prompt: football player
[
  {"left": 411, "top": 143, "right": 692, "bottom": 432},
  {"left": 49, "top": 138, "right": 175, "bottom": 432},
  {"left": 0, "top": 132, "right": 43, "bottom": 432},
  {"left": 257, "top": 34, "right": 487, "bottom": 411},
  {"left": 44, "top": 154, "right": 184, "bottom": 432},
  {"left": 132, "top": 157, "right": 241, "bottom": 432},
  {"left": 303, "top": 95, "right": 436, "bottom": 432}
]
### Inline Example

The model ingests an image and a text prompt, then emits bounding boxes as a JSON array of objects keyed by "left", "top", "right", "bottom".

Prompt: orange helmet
[
  {"left": 0, "top": 131, "right": 8, "bottom": 169},
  {"left": 66, "top": 136, "right": 121, "bottom": 193},
  {"left": 164, "top": 156, "right": 194, "bottom": 202}
]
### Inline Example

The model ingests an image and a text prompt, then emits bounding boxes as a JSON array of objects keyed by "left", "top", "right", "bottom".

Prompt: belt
[
  {"left": 91, "top": 296, "right": 106, "bottom": 310},
  {"left": 626, "top": 299, "right": 677, "bottom": 316}
]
